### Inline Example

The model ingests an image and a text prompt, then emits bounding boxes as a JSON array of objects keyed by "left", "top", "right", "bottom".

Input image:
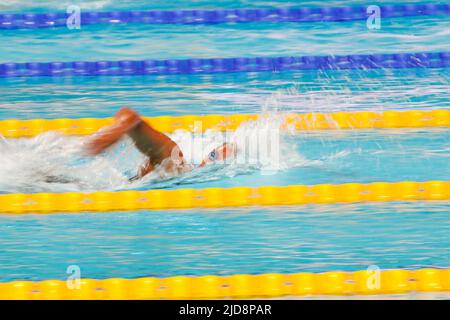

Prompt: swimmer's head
[{"left": 199, "top": 142, "right": 237, "bottom": 168}]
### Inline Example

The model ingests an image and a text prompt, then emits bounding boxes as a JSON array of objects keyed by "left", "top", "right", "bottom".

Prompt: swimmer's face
[{"left": 199, "top": 142, "right": 236, "bottom": 168}]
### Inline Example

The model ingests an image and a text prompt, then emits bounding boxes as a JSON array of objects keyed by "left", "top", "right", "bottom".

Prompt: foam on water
[{"left": 0, "top": 113, "right": 314, "bottom": 193}]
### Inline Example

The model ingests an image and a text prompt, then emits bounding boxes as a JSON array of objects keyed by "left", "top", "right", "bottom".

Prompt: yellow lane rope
[
  {"left": 0, "top": 268, "right": 449, "bottom": 299},
  {"left": 0, "top": 109, "right": 449, "bottom": 138},
  {"left": 0, "top": 181, "right": 448, "bottom": 214}
]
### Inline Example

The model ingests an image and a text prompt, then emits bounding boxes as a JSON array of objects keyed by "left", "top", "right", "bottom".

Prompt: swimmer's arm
[
  {"left": 84, "top": 124, "right": 130, "bottom": 155},
  {"left": 84, "top": 111, "right": 141, "bottom": 156}
]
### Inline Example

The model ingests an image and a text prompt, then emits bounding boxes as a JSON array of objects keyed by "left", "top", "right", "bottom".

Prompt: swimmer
[{"left": 84, "top": 108, "right": 237, "bottom": 181}]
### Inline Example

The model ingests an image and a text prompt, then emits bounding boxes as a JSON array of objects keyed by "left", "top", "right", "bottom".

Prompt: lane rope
[
  {"left": 1, "top": 52, "right": 449, "bottom": 78},
  {"left": 0, "top": 181, "right": 448, "bottom": 214},
  {"left": 1, "top": 3, "right": 449, "bottom": 29},
  {"left": 0, "top": 268, "right": 449, "bottom": 299},
  {"left": 1, "top": 109, "right": 449, "bottom": 138}
]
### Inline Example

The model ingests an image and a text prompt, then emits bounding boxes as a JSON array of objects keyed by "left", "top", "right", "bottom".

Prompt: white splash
[{"left": 0, "top": 131, "right": 129, "bottom": 193}]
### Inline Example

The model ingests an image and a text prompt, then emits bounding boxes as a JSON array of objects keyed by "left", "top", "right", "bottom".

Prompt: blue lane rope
[
  {"left": 1, "top": 3, "right": 449, "bottom": 29},
  {"left": 0, "top": 52, "right": 449, "bottom": 78}
]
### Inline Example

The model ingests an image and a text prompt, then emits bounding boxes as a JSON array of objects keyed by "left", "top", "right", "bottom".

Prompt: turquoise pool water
[
  {"left": 1, "top": 202, "right": 449, "bottom": 282},
  {"left": 0, "top": 0, "right": 449, "bottom": 282},
  {"left": 1, "top": 68, "right": 449, "bottom": 120}
]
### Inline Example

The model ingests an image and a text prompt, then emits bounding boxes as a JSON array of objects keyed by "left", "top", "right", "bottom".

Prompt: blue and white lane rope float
[
  {"left": 0, "top": 3, "right": 449, "bottom": 29},
  {"left": 0, "top": 52, "right": 449, "bottom": 78}
]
